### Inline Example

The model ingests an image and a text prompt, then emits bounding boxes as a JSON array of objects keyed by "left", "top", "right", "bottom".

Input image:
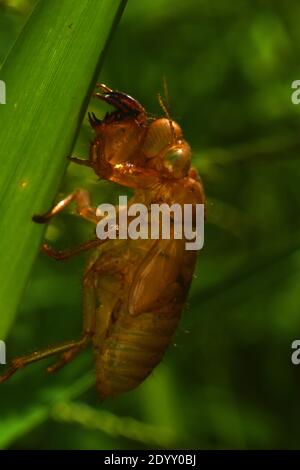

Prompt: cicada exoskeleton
[{"left": 0, "top": 84, "right": 204, "bottom": 399}]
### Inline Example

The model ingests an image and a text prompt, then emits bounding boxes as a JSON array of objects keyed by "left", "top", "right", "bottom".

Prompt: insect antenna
[
  {"left": 157, "top": 77, "right": 177, "bottom": 142},
  {"left": 163, "top": 75, "right": 171, "bottom": 110},
  {"left": 147, "top": 112, "right": 160, "bottom": 122}
]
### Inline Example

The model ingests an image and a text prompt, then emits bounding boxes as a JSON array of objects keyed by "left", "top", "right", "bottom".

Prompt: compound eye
[
  {"left": 143, "top": 118, "right": 183, "bottom": 159},
  {"left": 164, "top": 143, "right": 191, "bottom": 177}
]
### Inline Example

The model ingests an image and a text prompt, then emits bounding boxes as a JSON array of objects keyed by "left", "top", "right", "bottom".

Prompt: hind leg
[
  {"left": 0, "top": 339, "right": 85, "bottom": 383},
  {"left": 0, "top": 271, "right": 97, "bottom": 383},
  {"left": 50, "top": 251, "right": 128, "bottom": 372},
  {"left": 45, "top": 270, "right": 98, "bottom": 374}
]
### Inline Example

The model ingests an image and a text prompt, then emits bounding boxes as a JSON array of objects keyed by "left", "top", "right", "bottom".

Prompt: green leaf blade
[{"left": 0, "top": 0, "right": 127, "bottom": 337}]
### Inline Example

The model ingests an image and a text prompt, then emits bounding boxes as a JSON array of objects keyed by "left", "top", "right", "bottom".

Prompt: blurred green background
[{"left": 1, "top": 0, "right": 300, "bottom": 450}]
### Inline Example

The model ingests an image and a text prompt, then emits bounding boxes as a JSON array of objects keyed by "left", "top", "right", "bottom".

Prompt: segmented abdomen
[{"left": 95, "top": 307, "right": 181, "bottom": 400}]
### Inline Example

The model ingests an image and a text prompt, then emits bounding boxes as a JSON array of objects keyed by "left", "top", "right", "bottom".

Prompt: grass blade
[{"left": 0, "top": 0, "right": 127, "bottom": 337}]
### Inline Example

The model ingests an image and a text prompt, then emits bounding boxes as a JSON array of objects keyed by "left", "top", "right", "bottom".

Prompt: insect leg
[
  {"left": 41, "top": 238, "right": 102, "bottom": 261},
  {"left": 34, "top": 190, "right": 112, "bottom": 261},
  {"left": 68, "top": 156, "right": 91, "bottom": 167},
  {"left": 46, "top": 271, "right": 97, "bottom": 373},
  {"left": 91, "top": 140, "right": 160, "bottom": 188},
  {"left": 0, "top": 266, "right": 101, "bottom": 383},
  {"left": 94, "top": 83, "right": 146, "bottom": 117},
  {"left": 33, "top": 189, "right": 99, "bottom": 224},
  {"left": 0, "top": 339, "right": 85, "bottom": 383}
]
